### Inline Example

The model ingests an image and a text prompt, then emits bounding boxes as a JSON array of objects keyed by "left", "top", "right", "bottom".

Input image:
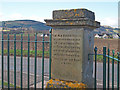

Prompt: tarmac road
[{"left": 0, "top": 56, "right": 119, "bottom": 88}]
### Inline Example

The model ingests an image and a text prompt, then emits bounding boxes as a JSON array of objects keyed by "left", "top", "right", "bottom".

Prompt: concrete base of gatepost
[{"left": 46, "top": 79, "right": 86, "bottom": 89}]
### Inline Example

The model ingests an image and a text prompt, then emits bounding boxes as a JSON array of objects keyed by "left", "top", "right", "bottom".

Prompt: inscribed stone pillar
[{"left": 45, "top": 9, "right": 100, "bottom": 87}]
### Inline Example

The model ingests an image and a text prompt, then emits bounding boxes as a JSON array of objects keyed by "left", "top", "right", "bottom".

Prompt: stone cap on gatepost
[
  {"left": 53, "top": 9, "right": 95, "bottom": 20},
  {"left": 44, "top": 8, "right": 100, "bottom": 28}
]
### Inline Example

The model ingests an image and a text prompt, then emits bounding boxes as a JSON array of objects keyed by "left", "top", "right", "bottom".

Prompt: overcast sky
[{"left": 0, "top": 0, "right": 119, "bottom": 28}]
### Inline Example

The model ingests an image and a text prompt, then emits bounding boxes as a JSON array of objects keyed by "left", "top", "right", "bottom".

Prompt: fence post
[
  {"left": 1, "top": 32, "right": 4, "bottom": 89},
  {"left": 49, "top": 29, "right": 52, "bottom": 80},
  {"left": 117, "top": 52, "right": 119, "bottom": 90},
  {"left": 103, "top": 47, "right": 106, "bottom": 89},
  {"left": 21, "top": 33, "right": 23, "bottom": 90},
  {"left": 34, "top": 33, "right": 37, "bottom": 89},
  {"left": 42, "top": 34, "right": 45, "bottom": 89},
  {"left": 94, "top": 47, "right": 97, "bottom": 89},
  {"left": 7, "top": 34, "right": 10, "bottom": 89},
  {"left": 1, "top": 22, "right": 5, "bottom": 89},
  {"left": 112, "top": 50, "right": 115, "bottom": 89},
  {"left": 28, "top": 34, "right": 30, "bottom": 89},
  {"left": 14, "top": 34, "right": 16, "bottom": 89},
  {"left": 107, "top": 48, "right": 110, "bottom": 89}
]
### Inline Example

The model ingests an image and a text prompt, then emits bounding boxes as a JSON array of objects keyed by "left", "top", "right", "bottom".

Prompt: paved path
[
  {"left": 93, "top": 62, "right": 119, "bottom": 88},
  {"left": 0, "top": 56, "right": 49, "bottom": 88},
  {"left": 0, "top": 56, "right": 119, "bottom": 88}
]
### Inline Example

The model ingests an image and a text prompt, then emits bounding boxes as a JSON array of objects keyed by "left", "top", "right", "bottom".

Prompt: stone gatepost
[{"left": 45, "top": 8, "right": 100, "bottom": 88}]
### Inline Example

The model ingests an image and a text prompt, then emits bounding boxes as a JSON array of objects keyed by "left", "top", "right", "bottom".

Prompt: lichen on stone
[
  {"left": 74, "top": 9, "right": 77, "bottom": 12},
  {"left": 75, "top": 14, "right": 78, "bottom": 16},
  {"left": 66, "top": 21, "right": 69, "bottom": 23},
  {"left": 70, "top": 23, "right": 73, "bottom": 25},
  {"left": 46, "top": 79, "right": 86, "bottom": 88}
]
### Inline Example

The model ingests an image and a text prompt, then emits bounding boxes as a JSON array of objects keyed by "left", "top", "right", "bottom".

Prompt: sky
[{"left": 0, "top": 1, "right": 119, "bottom": 28}]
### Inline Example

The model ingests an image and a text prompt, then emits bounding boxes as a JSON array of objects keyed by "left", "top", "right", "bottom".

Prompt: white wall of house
[
  {"left": 45, "top": 34, "right": 48, "bottom": 37},
  {"left": 41, "top": 34, "right": 43, "bottom": 37},
  {"left": 95, "top": 34, "right": 100, "bottom": 38},
  {"left": 40, "top": 34, "right": 49, "bottom": 37},
  {"left": 102, "top": 34, "right": 108, "bottom": 39},
  {"left": 113, "top": 34, "right": 119, "bottom": 39}
]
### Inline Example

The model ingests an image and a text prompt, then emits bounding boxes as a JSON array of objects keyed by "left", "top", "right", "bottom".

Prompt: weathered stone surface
[
  {"left": 45, "top": 8, "right": 100, "bottom": 88},
  {"left": 53, "top": 9, "right": 95, "bottom": 20},
  {"left": 49, "top": 27, "right": 95, "bottom": 87},
  {"left": 45, "top": 9, "right": 100, "bottom": 28},
  {"left": 51, "top": 28, "right": 83, "bottom": 82},
  {"left": 45, "top": 18, "right": 100, "bottom": 28}
]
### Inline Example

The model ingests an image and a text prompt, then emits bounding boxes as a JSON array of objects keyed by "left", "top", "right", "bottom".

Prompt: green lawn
[
  {"left": 0, "top": 49, "right": 118, "bottom": 62},
  {"left": 5, "top": 33, "right": 36, "bottom": 37},
  {"left": 94, "top": 55, "right": 118, "bottom": 62},
  {"left": 0, "top": 81, "right": 15, "bottom": 88},
  {"left": 0, "top": 49, "right": 49, "bottom": 57}
]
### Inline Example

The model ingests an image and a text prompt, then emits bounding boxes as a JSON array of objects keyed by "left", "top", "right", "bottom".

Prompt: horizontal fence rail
[
  {"left": 1, "top": 40, "right": 50, "bottom": 43},
  {"left": 1, "top": 29, "right": 52, "bottom": 89},
  {"left": 90, "top": 47, "right": 120, "bottom": 89}
]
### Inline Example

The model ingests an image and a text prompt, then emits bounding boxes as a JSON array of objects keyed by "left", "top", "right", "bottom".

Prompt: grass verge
[
  {"left": 0, "top": 49, "right": 118, "bottom": 62},
  {"left": 0, "top": 49, "right": 49, "bottom": 57},
  {"left": 0, "top": 80, "right": 19, "bottom": 88},
  {"left": 94, "top": 55, "right": 119, "bottom": 63}
]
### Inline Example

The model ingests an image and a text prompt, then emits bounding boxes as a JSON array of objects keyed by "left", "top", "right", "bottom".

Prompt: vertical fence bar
[
  {"left": 112, "top": 50, "right": 115, "bottom": 89},
  {"left": 34, "top": 33, "right": 37, "bottom": 89},
  {"left": 7, "top": 34, "right": 10, "bottom": 89},
  {"left": 94, "top": 47, "right": 97, "bottom": 89},
  {"left": 117, "top": 52, "right": 119, "bottom": 90},
  {"left": 49, "top": 29, "right": 52, "bottom": 80},
  {"left": 103, "top": 47, "right": 106, "bottom": 89},
  {"left": 42, "top": 34, "right": 45, "bottom": 89},
  {"left": 1, "top": 32, "right": 4, "bottom": 89},
  {"left": 28, "top": 34, "right": 30, "bottom": 89},
  {"left": 21, "top": 33, "right": 23, "bottom": 89},
  {"left": 14, "top": 34, "right": 16, "bottom": 89},
  {"left": 107, "top": 48, "right": 110, "bottom": 89}
]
